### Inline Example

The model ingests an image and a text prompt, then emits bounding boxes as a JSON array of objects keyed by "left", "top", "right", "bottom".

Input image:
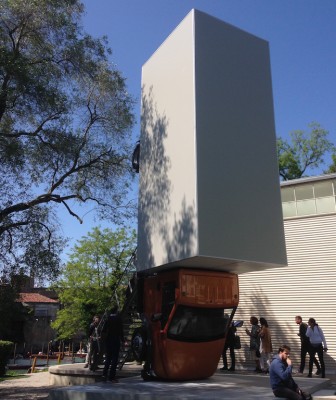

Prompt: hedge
[{"left": 0, "top": 341, "right": 13, "bottom": 376}]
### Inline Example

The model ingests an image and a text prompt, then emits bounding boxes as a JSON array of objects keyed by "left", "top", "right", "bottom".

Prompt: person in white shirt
[{"left": 306, "top": 318, "right": 328, "bottom": 378}]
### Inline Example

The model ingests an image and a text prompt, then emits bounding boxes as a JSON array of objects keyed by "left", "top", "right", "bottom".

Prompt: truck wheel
[{"left": 131, "top": 327, "right": 147, "bottom": 362}]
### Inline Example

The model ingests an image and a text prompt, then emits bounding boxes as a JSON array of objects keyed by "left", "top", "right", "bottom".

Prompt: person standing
[
  {"left": 84, "top": 315, "right": 101, "bottom": 371},
  {"left": 83, "top": 338, "right": 90, "bottom": 368},
  {"left": 245, "top": 316, "right": 261, "bottom": 372},
  {"left": 306, "top": 318, "right": 328, "bottom": 378},
  {"left": 259, "top": 317, "right": 273, "bottom": 373},
  {"left": 102, "top": 306, "right": 125, "bottom": 383},
  {"left": 269, "top": 345, "right": 311, "bottom": 400},
  {"left": 220, "top": 322, "right": 236, "bottom": 372},
  {"left": 294, "top": 315, "right": 320, "bottom": 375}
]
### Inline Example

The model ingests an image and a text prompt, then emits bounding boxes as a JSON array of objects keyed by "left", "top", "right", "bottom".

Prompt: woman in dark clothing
[
  {"left": 306, "top": 318, "right": 328, "bottom": 378},
  {"left": 221, "top": 323, "right": 237, "bottom": 371},
  {"left": 245, "top": 316, "right": 262, "bottom": 372}
]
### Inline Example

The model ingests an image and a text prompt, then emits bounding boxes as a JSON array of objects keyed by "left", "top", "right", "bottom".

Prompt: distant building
[
  {"left": 15, "top": 284, "right": 60, "bottom": 355},
  {"left": 234, "top": 173, "right": 336, "bottom": 372}
]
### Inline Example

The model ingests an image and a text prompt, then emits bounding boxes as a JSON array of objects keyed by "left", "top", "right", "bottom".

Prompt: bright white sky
[{"left": 60, "top": 0, "right": 336, "bottom": 260}]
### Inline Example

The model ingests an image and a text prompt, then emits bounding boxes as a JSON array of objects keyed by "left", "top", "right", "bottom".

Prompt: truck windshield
[{"left": 167, "top": 305, "right": 234, "bottom": 342}]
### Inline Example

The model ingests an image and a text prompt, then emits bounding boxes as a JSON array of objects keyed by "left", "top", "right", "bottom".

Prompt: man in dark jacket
[
  {"left": 269, "top": 345, "right": 311, "bottom": 400},
  {"left": 295, "top": 315, "right": 320, "bottom": 374},
  {"left": 101, "top": 307, "right": 125, "bottom": 383}
]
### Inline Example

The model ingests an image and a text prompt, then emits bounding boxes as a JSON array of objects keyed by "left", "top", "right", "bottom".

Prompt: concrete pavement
[{"left": 48, "top": 363, "right": 335, "bottom": 400}]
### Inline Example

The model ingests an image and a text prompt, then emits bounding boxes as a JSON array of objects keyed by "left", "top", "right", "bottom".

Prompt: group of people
[
  {"left": 221, "top": 316, "right": 273, "bottom": 373},
  {"left": 83, "top": 307, "right": 126, "bottom": 383},
  {"left": 221, "top": 315, "right": 328, "bottom": 399}
]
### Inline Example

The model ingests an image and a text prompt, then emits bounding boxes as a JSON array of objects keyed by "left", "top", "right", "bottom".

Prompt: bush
[{"left": 0, "top": 341, "right": 13, "bottom": 376}]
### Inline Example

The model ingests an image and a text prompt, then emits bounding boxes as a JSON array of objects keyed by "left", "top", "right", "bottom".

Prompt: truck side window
[
  {"left": 161, "top": 281, "right": 176, "bottom": 328},
  {"left": 167, "top": 306, "right": 234, "bottom": 342}
]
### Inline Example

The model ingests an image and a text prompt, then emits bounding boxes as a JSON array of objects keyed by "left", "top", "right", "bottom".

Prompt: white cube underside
[{"left": 137, "top": 9, "right": 287, "bottom": 274}]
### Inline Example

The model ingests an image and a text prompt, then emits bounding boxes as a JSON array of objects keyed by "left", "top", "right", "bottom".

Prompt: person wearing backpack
[{"left": 306, "top": 318, "right": 328, "bottom": 378}]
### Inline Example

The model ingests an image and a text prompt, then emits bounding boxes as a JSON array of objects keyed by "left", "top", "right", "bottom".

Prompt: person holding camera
[{"left": 221, "top": 322, "right": 237, "bottom": 372}]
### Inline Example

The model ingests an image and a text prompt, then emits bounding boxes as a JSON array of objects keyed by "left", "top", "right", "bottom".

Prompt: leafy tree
[
  {"left": 52, "top": 227, "right": 136, "bottom": 339},
  {"left": 0, "top": 0, "right": 135, "bottom": 281},
  {"left": 0, "top": 273, "right": 30, "bottom": 340},
  {"left": 277, "top": 122, "right": 334, "bottom": 180},
  {"left": 325, "top": 154, "right": 336, "bottom": 174}
]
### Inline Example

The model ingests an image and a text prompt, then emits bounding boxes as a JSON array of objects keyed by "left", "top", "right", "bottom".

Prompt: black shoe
[
  {"left": 107, "top": 378, "right": 119, "bottom": 383},
  {"left": 228, "top": 368, "right": 235, "bottom": 372},
  {"left": 220, "top": 367, "right": 228, "bottom": 371},
  {"left": 315, "top": 369, "right": 321, "bottom": 375},
  {"left": 307, "top": 373, "right": 312, "bottom": 377}
]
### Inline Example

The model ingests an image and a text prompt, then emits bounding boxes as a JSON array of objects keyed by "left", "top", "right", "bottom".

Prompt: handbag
[{"left": 234, "top": 335, "right": 241, "bottom": 349}]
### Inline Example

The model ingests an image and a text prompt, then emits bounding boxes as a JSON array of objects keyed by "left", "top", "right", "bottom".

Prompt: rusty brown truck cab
[{"left": 132, "top": 268, "right": 239, "bottom": 380}]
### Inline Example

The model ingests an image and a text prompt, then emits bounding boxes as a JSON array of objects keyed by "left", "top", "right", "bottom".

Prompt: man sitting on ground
[{"left": 269, "top": 345, "right": 311, "bottom": 400}]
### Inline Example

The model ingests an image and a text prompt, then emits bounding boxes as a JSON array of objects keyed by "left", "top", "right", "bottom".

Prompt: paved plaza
[
  {"left": 1, "top": 363, "right": 335, "bottom": 400},
  {"left": 48, "top": 363, "right": 334, "bottom": 400}
]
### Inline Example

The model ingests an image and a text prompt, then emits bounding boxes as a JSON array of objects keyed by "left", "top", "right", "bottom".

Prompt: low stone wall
[{"left": 49, "top": 363, "right": 103, "bottom": 386}]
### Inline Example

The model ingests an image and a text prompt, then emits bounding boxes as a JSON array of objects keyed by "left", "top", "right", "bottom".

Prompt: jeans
[
  {"left": 299, "top": 343, "right": 319, "bottom": 372},
  {"left": 222, "top": 346, "right": 235, "bottom": 370},
  {"left": 308, "top": 344, "right": 325, "bottom": 377},
  {"left": 89, "top": 340, "right": 100, "bottom": 370},
  {"left": 273, "top": 387, "right": 306, "bottom": 399}
]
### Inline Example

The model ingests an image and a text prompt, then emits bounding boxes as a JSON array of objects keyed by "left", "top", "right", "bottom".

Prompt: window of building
[
  {"left": 281, "top": 187, "right": 295, "bottom": 202},
  {"left": 314, "top": 181, "right": 334, "bottom": 197},
  {"left": 295, "top": 184, "right": 314, "bottom": 200},
  {"left": 35, "top": 308, "right": 48, "bottom": 317},
  {"left": 282, "top": 201, "right": 297, "bottom": 218},
  {"left": 281, "top": 179, "right": 336, "bottom": 218},
  {"left": 316, "top": 197, "right": 335, "bottom": 214},
  {"left": 296, "top": 199, "right": 316, "bottom": 216}
]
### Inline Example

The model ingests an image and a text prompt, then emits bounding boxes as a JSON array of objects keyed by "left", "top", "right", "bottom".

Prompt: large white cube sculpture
[{"left": 137, "top": 9, "right": 287, "bottom": 273}]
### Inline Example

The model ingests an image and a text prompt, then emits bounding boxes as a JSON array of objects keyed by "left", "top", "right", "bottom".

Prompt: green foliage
[
  {"left": 0, "top": 0, "right": 136, "bottom": 281},
  {"left": 325, "top": 153, "right": 336, "bottom": 174},
  {"left": 52, "top": 226, "right": 136, "bottom": 339},
  {"left": 0, "top": 340, "right": 13, "bottom": 376},
  {"left": 277, "top": 122, "right": 334, "bottom": 181},
  {"left": 0, "top": 276, "right": 30, "bottom": 341}
]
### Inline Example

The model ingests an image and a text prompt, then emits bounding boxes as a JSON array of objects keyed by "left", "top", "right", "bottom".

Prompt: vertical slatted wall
[{"left": 233, "top": 214, "right": 336, "bottom": 373}]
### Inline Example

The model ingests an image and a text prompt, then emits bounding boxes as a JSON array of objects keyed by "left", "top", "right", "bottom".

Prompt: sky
[{"left": 59, "top": 0, "right": 336, "bottom": 259}]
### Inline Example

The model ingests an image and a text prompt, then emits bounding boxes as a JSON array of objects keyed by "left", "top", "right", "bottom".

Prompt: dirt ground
[
  {"left": 0, "top": 371, "right": 52, "bottom": 400},
  {"left": 0, "top": 362, "right": 142, "bottom": 400}
]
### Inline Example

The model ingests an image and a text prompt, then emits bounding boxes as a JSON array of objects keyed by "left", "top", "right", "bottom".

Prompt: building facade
[
  {"left": 234, "top": 173, "right": 336, "bottom": 373},
  {"left": 17, "top": 292, "right": 59, "bottom": 355}
]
